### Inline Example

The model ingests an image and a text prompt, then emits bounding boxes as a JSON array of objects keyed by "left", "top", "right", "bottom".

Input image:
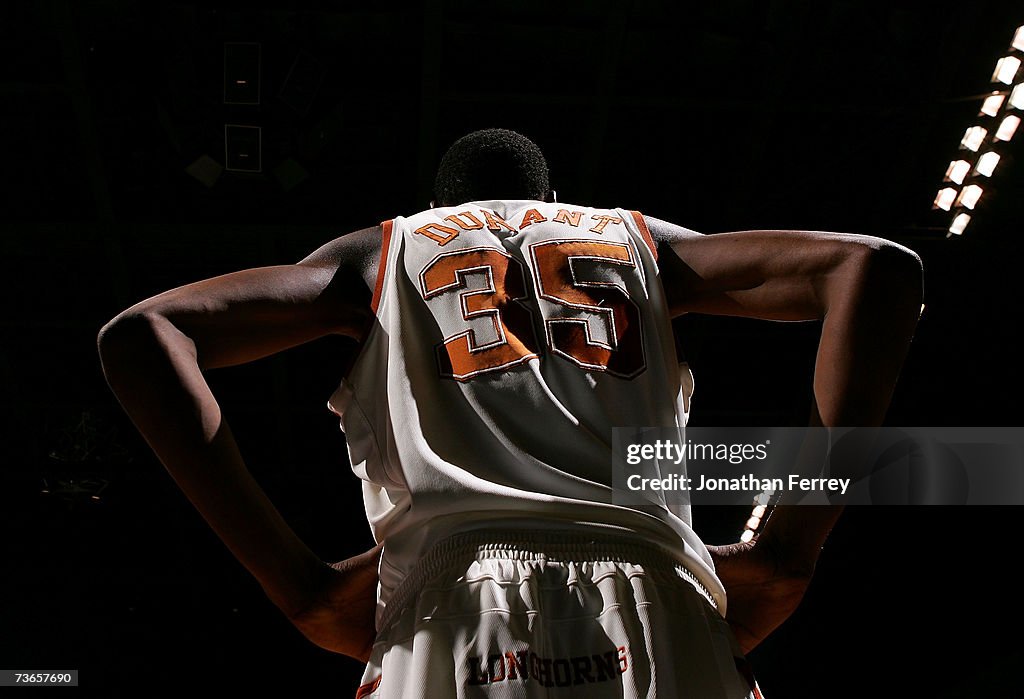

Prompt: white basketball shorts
[{"left": 354, "top": 530, "right": 762, "bottom": 698}]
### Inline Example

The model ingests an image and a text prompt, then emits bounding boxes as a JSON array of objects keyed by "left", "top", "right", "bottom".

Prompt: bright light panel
[
  {"left": 981, "top": 93, "right": 1005, "bottom": 116},
  {"left": 949, "top": 213, "right": 971, "bottom": 236},
  {"left": 993, "top": 56, "right": 1021, "bottom": 85},
  {"left": 975, "top": 151, "right": 1000, "bottom": 177},
  {"left": 995, "top": 114, "right": 1020, "bottom": 141},
  {"left": 1013, "top": 25, "right": 1024, "bottom": 52},
  {"left": 956, "top": 184, "right": 983, "bottom": 209},
  {"left": 961, "top": 126, "right": 988, "bottom": 151},
  {"left": 934, "top": 187, "right": 957, "bottom": 211},
  {"left": 1010, "top": 84, "right": 1024, "bottom": 110},
  {"left": 945, "top": 159, "right": 972, "bottom": 184}
]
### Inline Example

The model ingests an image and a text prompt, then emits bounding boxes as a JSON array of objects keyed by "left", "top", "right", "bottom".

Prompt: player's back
[{"left": 329, "top": 199, "right": 723, "bottom": 619}]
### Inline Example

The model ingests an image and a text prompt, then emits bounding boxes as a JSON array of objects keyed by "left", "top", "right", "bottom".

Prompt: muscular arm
[
  {"left": 650, "top": 216, "right": 922, "bottom": 421},
  {"left": 96, "top": 226, "right": 383, "bottom": 659},
  {"left": 647, "top": 216, "right": 923, "bottom": 649}
]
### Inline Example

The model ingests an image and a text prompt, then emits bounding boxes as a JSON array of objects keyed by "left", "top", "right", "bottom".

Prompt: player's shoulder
[
  {"left": 297, "top": 224, "right": 385, "bottom": 290},
  {"left": 299, "top": 225, "right": 382, "bottom": 265},
  {"left": 640, "top": 214, "right": 703, "bottom": 246}
]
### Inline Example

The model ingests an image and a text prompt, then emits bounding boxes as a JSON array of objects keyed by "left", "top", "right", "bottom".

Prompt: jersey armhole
[
  {"left": 370, "top": 219, "right": 394, "bottom": 314},
  {"left": 628, "top": 210, "right": 658, "bottom": 262}
]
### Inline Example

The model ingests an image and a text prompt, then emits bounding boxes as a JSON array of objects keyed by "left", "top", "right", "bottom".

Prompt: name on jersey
[
  {"left": 415, "top": 208, "right": 623, "bottom": 246},
  {"left": 466, "top": 645, "right": 629, "bottom": 688}
]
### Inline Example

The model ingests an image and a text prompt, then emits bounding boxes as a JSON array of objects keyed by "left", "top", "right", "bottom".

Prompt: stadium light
[
  {"left": 981, "top": 93, "right": 1006, "bottom": 116},
  {"left": 993, "top": 56, "right": 1021, "bottom": 85},
  {"left": 1010, "top": 84, "right": 1024, "bottom": 110},
  {"left": 960, "top": 126, "right": 988, "bottom": 151},
  {"left": 994, "top": 114, "right": 1020, "bottom": 141},
  {"left": 739, "top": 489, "right": 777, "bottom": 543},
  {"left": 975, "top": 151, "right": 1001, "bottom": 177},
  {"left": 956, "top": 184, "right": 983, "bottom": 209},
  {"left": 948, "top": 212, "right": 971, "bottom": 236},
  {"left": 945, "top": 159, "right": 972, "bottom": 184},
  {"left": 934, "top": 187, "right": 958, "bottom": 211},
  {"left": 934, "top": 23, "right": 1022, "bottom": 238}
]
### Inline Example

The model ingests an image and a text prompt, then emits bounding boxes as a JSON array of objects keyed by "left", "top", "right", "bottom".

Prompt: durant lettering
[{"left": 415, "top": 208, "right": 625, "bottom": 245}]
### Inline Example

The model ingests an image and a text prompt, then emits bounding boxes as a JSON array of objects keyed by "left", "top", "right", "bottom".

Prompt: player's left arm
[
  {"left": 647, "top": 215, "right": 923, "bottom": 651},
  {"left": 649, "top": 216, "right": 923, "bottom": 427}
]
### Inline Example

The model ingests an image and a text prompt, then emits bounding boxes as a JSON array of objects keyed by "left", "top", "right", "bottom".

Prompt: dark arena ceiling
[{"left": 1, "top": 1, "right": 1022, "bottom": 696}]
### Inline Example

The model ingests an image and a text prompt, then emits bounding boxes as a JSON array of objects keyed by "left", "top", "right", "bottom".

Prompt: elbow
[
  {"left": 848, "top": 239, "right": 924, "bottom": 309},
  {"left": 96, "top": 311, "right": 160, "bottom": 371},
  {"left": 873, "top": 241, "right": 924, "bottom": 305}
]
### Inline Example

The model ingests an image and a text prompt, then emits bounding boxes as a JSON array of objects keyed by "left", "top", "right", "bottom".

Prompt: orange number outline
[
  {"left": 418, "top": 241, "right": 647, "bottom": 381},
  {"left": 419, "top": 247, "right": 540, "bottom": 381},
  {"left": 529, "top": 240, "right": 646, "bottom": 378}
]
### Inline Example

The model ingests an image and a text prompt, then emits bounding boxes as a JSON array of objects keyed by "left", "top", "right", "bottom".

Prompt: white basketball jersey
[{"left": 328, "top": 200, "right": 724, "bottom": 623}]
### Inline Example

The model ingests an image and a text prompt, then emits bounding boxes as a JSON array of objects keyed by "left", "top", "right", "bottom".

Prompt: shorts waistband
[{"left": 380, "top": 528, "right": 718, "bottom": 632}]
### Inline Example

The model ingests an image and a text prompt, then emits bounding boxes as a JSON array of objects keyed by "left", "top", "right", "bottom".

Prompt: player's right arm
[
  {"left": 96, "top": 225, "right": 382, "bottom": 660},
  {"left": 647, "top": 216, "right": 923, "bottom": 652}
]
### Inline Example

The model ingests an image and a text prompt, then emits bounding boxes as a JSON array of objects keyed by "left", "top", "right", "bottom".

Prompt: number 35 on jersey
[{"left": 418, "top": 239, "right": 647, "bottom": 382}]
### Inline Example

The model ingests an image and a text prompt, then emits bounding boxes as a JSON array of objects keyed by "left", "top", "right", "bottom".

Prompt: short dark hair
[{"left": 433, "top": 128, "right": 549, "bottom": 206}]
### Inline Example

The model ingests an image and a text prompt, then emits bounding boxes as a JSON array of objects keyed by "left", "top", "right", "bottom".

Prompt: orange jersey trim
[
  {"left": 355, "top": 675, "right": 382, "bottom": 698},
  {"left": 629, "top": 210, "right": 658, "bottom": 261},
  {"left": 371, "top": 220, "right": 394, "bottom": 314}
]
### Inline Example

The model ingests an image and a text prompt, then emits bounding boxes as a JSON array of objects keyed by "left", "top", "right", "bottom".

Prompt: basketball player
[{"left": 97, "top": 129, "right": 922, "bottom": 697}]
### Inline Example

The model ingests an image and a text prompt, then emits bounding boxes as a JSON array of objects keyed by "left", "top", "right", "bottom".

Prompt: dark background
[{"left": 2, "top": 1, "right": 1021, "bottom": 695}]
